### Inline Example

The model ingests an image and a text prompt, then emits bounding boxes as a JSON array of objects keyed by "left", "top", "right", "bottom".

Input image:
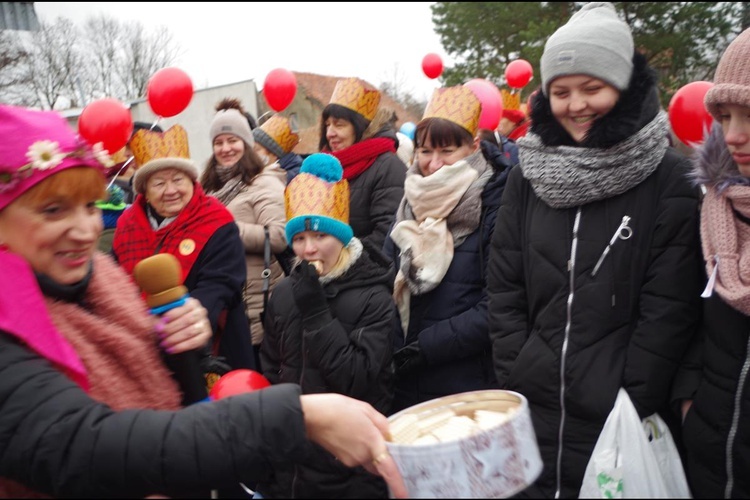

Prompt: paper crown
[
  {"left": 253, "top": 115, "right": 299, "bottom": 158},
  {"left": 501, "top": 89, "right": 521, "bottom": 111},
  {"left": 130, "top": 125, "right": 197, "bottom": 194},
  {"left": 422, "top": 86, "right": 482, "bottom": 136},
  {"left": 329, "top": 78, "right": 381, "bottom": 122},
  {"left": 285, "top": 153, "right": 352, "bottom": 246},
  {"left": 0, "top": 104, "right": 112, "bottom": 211}
]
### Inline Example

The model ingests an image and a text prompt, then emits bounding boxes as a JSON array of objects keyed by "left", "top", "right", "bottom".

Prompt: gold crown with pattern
[
  {"left": 422, "top": 86, "right": 481, "bottom": 136},
  {"left": 110, "top": 146, "right": 128, "bottom": 165},
  {"left": 501, "top": 89, "right": 521, "bottom": 111},
  {"left": 329, "top": 78, "right": 381, "bottom": 122},
  {"left": 285, "top": 173, "right": 349, "bottom": 223},
  {"left": 257, "top": 115, "right": 299, "bottom": 156},
  {"left": 130, "top": 124, "right": 191, "bottom": 166},
  {"left": 130, "top": 125, "right": 197, "bottom": 194}
]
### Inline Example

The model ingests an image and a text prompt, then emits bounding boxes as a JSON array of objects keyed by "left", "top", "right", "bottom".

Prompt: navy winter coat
[{"left": 384, "top": 149, "right": 511, "bottom": 412}]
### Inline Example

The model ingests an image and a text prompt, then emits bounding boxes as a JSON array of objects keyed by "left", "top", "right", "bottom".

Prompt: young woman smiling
[
  {"left": 487, "top": 2, "right": 704, "bottom": 498},
  {"left": 201, "top": 98, "right": 288, "bottom": 369}
]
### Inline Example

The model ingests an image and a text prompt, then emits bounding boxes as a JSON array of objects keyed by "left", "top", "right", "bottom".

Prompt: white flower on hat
[
  {"left": 25, "top": 140, "right": 65, "bottom": 171},
  {"left": 92, "top": 142, "right": 115, "bottom": 168}
]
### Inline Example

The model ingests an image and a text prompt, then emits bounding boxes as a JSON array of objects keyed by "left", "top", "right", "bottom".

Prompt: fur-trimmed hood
[
  {"left": 691, "top": 122, "right": 750, "bottom": 192},
  {"left": 529, "top": 51, "right": 662, "bottom": 149},
  {"left": 362, "top": 107, "right": 399, "bottom": 145}
]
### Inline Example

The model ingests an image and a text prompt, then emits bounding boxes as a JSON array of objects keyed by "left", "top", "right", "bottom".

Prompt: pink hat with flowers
[{"left": 0, "top": 104, "right": 114, "bottom": 211}]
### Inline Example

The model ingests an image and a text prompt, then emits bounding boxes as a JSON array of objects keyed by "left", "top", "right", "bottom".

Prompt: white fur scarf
[{"left": 391, "top": 158, "right": 480, "bottom": 335}]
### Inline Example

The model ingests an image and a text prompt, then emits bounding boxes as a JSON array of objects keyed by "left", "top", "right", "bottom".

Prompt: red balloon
[
  {"left": 422, "top": 53, "right": 443, "bottom": 80},
  {"left": 263, "top": 68, "right": 297, "bottom": 112},
  {"left": 147, "top": 67, "right": 193, "bottom": 118},
  {"left": 464, "top": 78, "right": 504, "bottom": 130},
  {"left": 78, "top": 98, "right": 134, "bottom": 155},
  {"left": 669, "top": 81, "right": 714, "bottom": 146},
  {"left": 209, "top": 369, "right": 271, "bottom": 400},
  {"left": 505, "top": 59, "right": 533, "bottom": 89}
]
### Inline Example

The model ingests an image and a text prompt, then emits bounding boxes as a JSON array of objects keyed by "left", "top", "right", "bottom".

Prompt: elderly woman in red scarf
[
  {"left": 112, "top": 125, "right": 255, "bottom": 371},
  {"left": 319, "top": 77, "right": 406, "bottom": 250}
]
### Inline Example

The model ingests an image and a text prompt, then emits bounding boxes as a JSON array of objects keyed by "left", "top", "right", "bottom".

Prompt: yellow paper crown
[
  {"left": 130, "top": 125, "right": 190, "bottom": 166},
  {"left": 501, "top": 89, "right": 521, "bottom": 111},
  {"left": 110, "top": 146, "right": 128, "bottom": 165},
  {"left": 260, "top": 115, "right": 299, "bottom": 155},
  {"left": 422, "top": 86, "right": 481, "bottom": 136},
  {"left": 329, "top": 78, "right": 381, "bottom": 122},
  {"left": 285, "top": 173, "right": 349, "bottom": 223}
]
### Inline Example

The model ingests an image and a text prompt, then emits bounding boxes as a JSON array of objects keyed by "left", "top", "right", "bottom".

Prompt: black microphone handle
[
  {"left": 151, "top": 296, "right": 209, "bottom": 405},
  {"left": 164, "top": 348, "right": 209, "bottom": 405}
]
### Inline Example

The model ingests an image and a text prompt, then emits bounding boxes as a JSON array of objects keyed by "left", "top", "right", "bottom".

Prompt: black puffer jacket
[
  {"left": 347, "top": 127, "right": 406, "bottom": 250},
  {"left": 487, "top": 53, "right": 704, "bottom": 498},
  {"left": 673, "top": 124, "right": 750, "bottom": 498},
  {"left": 258, "top": 239, "right": 397, "bottom": 498},
  {"left": 0, "top": 331, "right": 308, "bottom": 498}
]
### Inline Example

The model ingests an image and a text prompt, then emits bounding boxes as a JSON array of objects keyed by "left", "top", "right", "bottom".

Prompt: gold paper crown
[
  {"left": 329, "top": 78, "right": 381, "bottom": 122},
  {"left": 130, "top": 125, "right": 190, "bottom": 166},
  {"left": 422, "top": 86, "right": 481, "bottom": 136},
  {"left": 285, "top": 173, "right": 349, "bottom": 223},
  {"left": 110, "top": 146, "right": 128, "bottom": 165},
  {"left": 260, "top": 115, "right": 299, "bottom": 155},
  {"left": 501, "top": 89, "right": 521, "bottom": 111}
]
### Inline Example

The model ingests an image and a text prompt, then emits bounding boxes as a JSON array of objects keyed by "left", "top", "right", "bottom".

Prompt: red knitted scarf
[
  {"left": 327, "top": 137, "right": 396, "bottom": 180},
  {"left": 113, "top": 184, "right": 235, "bottom": 283}
]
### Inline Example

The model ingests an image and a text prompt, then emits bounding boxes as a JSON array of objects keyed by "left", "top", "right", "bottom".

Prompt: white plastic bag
[{"left": 579, "top": 388, "right": 691, "bottom": 498}]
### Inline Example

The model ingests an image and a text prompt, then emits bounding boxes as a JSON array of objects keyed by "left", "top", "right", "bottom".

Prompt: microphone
[{"left": 133, "top": 253, "right": 209, "bottom": 405}]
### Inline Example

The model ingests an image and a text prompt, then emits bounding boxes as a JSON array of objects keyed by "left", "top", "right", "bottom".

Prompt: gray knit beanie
[
  {"left": 541, "top": 2, "right": 634, "bottom": 96},
  {"left": 209, "top": 108, "right": 254, "bottom": 147},
  {"left": 253, "top": 128, "right": 284, "bottom": 158},
  {"left": 705, "top": 28, "right": 750, "bottom": 120}
]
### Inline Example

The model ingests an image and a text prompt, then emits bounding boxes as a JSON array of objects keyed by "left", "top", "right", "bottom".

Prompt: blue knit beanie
[{"left": 285, "top": 153, "right": 353, "bottom": 246}]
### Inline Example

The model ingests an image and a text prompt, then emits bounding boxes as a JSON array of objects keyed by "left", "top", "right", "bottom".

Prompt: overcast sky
[{"left": 34, "top": 2, "right": 449, "bottom": 102}]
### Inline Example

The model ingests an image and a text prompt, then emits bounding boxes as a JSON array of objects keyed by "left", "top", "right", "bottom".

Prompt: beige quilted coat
[{"left": 222, "top": 162, "right": 288, "bottom": 345}]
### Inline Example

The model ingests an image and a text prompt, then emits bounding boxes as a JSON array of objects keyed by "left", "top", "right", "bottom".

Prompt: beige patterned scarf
[
  {"left": 701, "top": 185, "right": 750, "bottom": 315},
  {"left": 391, "top": 151, "right": 490, "bottom": 334}
]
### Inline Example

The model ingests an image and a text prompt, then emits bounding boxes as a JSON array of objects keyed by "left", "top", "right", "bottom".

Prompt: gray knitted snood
[{"left": 518, "top": 111, "right": 669, "bottom": 209}]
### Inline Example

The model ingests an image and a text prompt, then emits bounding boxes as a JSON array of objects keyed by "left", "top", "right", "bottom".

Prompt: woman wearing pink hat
[
  {"left": 0, "top": 104, "right": 406, "bottom": 498},
  {"left": 672, "top": 27, "right": 750, "bottom": 498}
]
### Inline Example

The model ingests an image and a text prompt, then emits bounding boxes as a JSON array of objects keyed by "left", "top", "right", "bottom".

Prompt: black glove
[
  {"left": 291, "top": 260, "right": 329, "bottom": 320},
  {"left": 393, "top": 341, "right": 425, "bottom": 376}
]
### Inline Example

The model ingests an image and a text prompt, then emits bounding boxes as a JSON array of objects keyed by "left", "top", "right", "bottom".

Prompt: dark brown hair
[
  {"left": 318, "top": 104, "right": 371, "bottom": 151},
  {"left": 415, "top": 118, "right": 474, "bottom": 149},
  {"left": 200, "top": 146, "right": 266, "bottom": 193}
]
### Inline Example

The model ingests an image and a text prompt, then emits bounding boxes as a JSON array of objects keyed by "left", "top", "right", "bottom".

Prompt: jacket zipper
[
  {"left": 556, "top": 207, "right": 582, "bottom": 499},
  {"left": 591, "top": 216, "right": 632, "bottom": 277},
  {"left": 724, "top": 334, "right": 750, "bottom": 498}
]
